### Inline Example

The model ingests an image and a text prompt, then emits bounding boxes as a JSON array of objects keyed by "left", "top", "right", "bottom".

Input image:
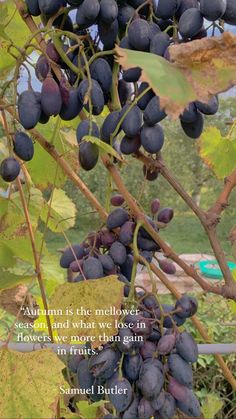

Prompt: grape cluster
[
  {"left": 59, "top": 195, "right": 202, "bottom": 417},
  {"left": 68, "top": 293, "right": 200, "bottom": 418},
  {"left": 1, "top": 0, "right": 235, "bottom": 182},
  {"left": 59, "top": 195, "right": 175, "bottom": 288}
]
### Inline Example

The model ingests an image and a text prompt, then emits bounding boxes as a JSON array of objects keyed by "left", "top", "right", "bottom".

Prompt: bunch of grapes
[
  {"left": 68, "top": 293, "right": 200, "bottom": 418},
  {"left": 1, "top": 0, "right": 235, "bottom": 182},
  {"left": 59, "top": 195, "right": 174, "bottom": 287},
  {"left": 59, "top": 195, "right": 201, "bottom": 417}
]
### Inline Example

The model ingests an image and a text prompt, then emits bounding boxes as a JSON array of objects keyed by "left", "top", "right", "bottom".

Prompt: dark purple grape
[
  {"left": 98, "top": 19, "right": 119, "bottom": 49},
  {"left": 178, "top": 8, "right": 203, "bottom": 39},
  {"left": 14, "top": 132, "right": 34, "bottom": 161},
  {"left": 78, "top": 79, "right": 104, "bottom": 115},
  {"left": 128, "top": 18, "right": 151, "bottom": 51},
  {"left": 107, "top": 208, "right": 129, "bottom": 229},
  {"left": 222, "top": 0, "right": 236, "bottom": 25},
  {"left": 60, "top": 89, "right": 83, "bottom": 121},
  {"left": 83, "top": 256, "right": 104, "bottom": 279},
  {"left": 110, "top": 194, "right": 125, "bottom": 207},
  {"left": 180, "top": 103, "right": 198, "bottom": 123},
  {"left": 46, "top": 42, "right": 60, "bottom": 63},
  {"left": 99, "top": 0, "right": 118, "bottom": 24},
  {"left": 60, "top": 244, "right": 85, "bottom": 269},
  {"left": 118, "top": 79, "right": 132, "bottom": 107},
  {"left": 89, "top": 348, "right": 120, "bottom": 380},
  {"left": 140, "top": 340, "right": 157, "bottom": 360},
  {"left": 68, "top": 354, "right": 84, "bottom": 373},
  {"left": 120, "top": 254, "right": 134, "bottom": 281},
  {"left": 123, "top": 67, "right": 142, "bottom": 83},
  {"left": 143, "top": 165, "right": 159, "bottom": 181},
  {"left": 180, "top": 109, "right": 204, "bottom": 139},
  {"left": 120, "top": 35, "right": 132, "bottom": 49},
  {"left": 150, "top": 391, "right": 165, "bottom": 411},
  {"left": 150, "top": 198, "right": 160, "bottom": 215},
  {"left": 38, "top": 0, "right": 63, "bottom": 16},
  {"left": 101, "top": 111, "right": 121, "bottom": 144},
  {"left": 176, "top": 332, "right": 198, "bottom": 363},
  {"left": 0, "top": 158, "right": 20, "bottom": 182},
  {"left": 157, "top": 208, "right": 174, "bottom": 224},
  {"left": 100, "top": 229, "right": 116, "bottom": 247},
  {"left": 176, "top": 390, "right": 201, "bottom": 417},
  {"left": 69, "top": 259, "right": 83, "bottom": 272},
  {"left": 90, "top": 58, "right": 112, "bottom": 94},
  {"left": 138, "top": 235, "right": 160, "bottom": 252},
  {"left": 137, "top": 82, "right": 155, "bottom": 110},
  {"left": 138, "top": 398, "right": 155, "bottom": 419},
  {"left": 120, "top": 104, "right": 143, "bottom": 138},
  {"left": 168, "top": 354, "right": 193, "bottom": 388},
  {"left": 149, "top": 32, "right": 170, "bottom": 57},
  {"left": 118, "top": 5, "right": 135, "bottom": 29},
  {"left": 176, "top": 0, "right": 199, "bottom": 20},
  {"left": 200, "top": 0, "right": 226, "bottom": 21},
  {"left": 158, "top": 259, "right": 176, "bottom": 275},
  {"left": 168, "top": 376, "right": 190, "bottom": 402},
  {"left": 109, "top": 241, "right": 127, "bottom": 265},
  {"left": 149, "top": 326, "right": 161, "bottom": 343},
  {"left": 106, "top": 375, "right": 133, "bottom": 412},
  {"left": 195, "top": 95, "right": 219, "bottom": 115},
  {"left": 18, "top": 90, "right": 41, "bottom": 129},
  {"left": 175, "top": 295, "right": 198, "bottom": 318},
  {"left": 76, "top": 120, "right": 99, "bottom": 144},
  {"left": 139, "top": 250, "right": 153, "bottom": 264},
  {"left": 132, "top": 317, "right": 152, "bottom": 337},
  {"left": 123, "top": 353, "right": 143, "bottom": 381},
  {"left": 138, "top": 359, "right": 164, "bottom": 400},
  {"left": 122, "top": 395, "right": 139, "bottom": 419},
  {"left": 140, "top": 124, "right": 164, "bottom": 154},
  {"left": 120, "top": 134, "right": 141, "bottom": 155},
  {"left": 77, "top": 359, "right": 94, "bottom": 392},
  {"left": 119, "top": 221, "right": 135, "bottom": 246},
  {"left": 26, "top": 0, "right": 41, "bottom": 16},
  {"left": 156, "top": 392, "right": 176, "bottom": 419},
  {"left": 98, "top": 254, "right": 115, "bottom": 273},
  {"left": 157, "top": 334, "right": 176, "bottom": 355},
  {"left": 142, "top": 294, "right": 159, "bottom": 310},
  {"left": 155, "top": 0, "right": 179, "bottom": 19},
  {"left": 155, "top": 304, "right": 175, "bottom": 329},
  {"left": 79, "top": 142, "right": 99, "bottom": 171},
  {"left": 35, "top": 55, "right": 49, "bottom": 81},
  {"left": 41, "top": 75, "right": 62, "bottom": 116}
]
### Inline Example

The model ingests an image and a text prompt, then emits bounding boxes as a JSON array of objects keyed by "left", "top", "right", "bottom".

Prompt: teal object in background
[{"left": 198, "top": 260, "right": 236, "bottom": 280}]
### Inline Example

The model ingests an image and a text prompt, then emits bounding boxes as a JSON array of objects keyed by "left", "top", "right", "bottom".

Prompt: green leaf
[
  {"left": 40, "top": 188, "right": 76, "bottom": 232},
  {"left": 199, "top": 127, "right": 236, "bottom": 179},
  {"left": 0, "top": 1, "right": 30, "bottom": 78},
  {"left": 84, "top": 135, "right": 123, "bottom": 161},
  {"left": 0, "top": 348, "right": 68, "bottom": 418},
  {"left": 50, "top": 276, "right": 124, "bottom": 348},
  {"left": 0, "top": 267, "right": 34, "bottom": 291},
  {"left": 116, "top": 47, "right": 195, "bottom": 118},
  {"left": 77, "top": 400, "right": 106, "bottom": 419},
  {"left": 201, "top": 394, "right": 224, "bottom": 419}
]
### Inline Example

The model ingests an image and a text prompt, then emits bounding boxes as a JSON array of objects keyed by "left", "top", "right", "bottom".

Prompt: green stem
[{"left": 111, "top": 62, "right": 121, "bottom": 111}]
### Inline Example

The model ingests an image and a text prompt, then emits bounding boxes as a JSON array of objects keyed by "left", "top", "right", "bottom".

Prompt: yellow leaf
[
  {"left": 0, "top": 348, "right": 68, "bottom": 418},
  {"left": 50, "top": 276, "right": 124, "bottom": 348}
]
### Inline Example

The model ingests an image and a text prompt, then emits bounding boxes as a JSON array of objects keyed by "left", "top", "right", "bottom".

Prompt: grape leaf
[
  {"left": 0, "top": 268, "right": 34, "bottom": 291},
  {"left": 0, "top": 348, "right": 68, "bottom": 418},
  {"left": 50, "top": 276, "right": 124, "bottom": 348},
  {"left": 201, "top": 394, "right": 224, "bottom": 419},
  {"left": 40, "top": 188, "right": 76, "bottom": 232},
  {"left": 77, "top": 400, "right": 106, "bottom": 419},
  {"left": 198, "top": 127, "right": 236, "bottom": 179},
  {"left": 116, "top": 32, "right": 236, "bottom": 118},
  {"left": 84, "top": 135, "right": 124, "bottom": 161},
  {"left": 0, "top": 1, "right": 30, "bottom": 78}
]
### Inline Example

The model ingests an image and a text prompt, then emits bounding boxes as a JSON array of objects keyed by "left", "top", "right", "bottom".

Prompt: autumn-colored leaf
[
  {"left": 50, "top": 276, "right": 124, "bottom": 348},
  {"left": 0, "top": 348, "right": 68, "bottom": 418},
  {"left": 116, "top": 32, "right": 236, "bottom": 118}
]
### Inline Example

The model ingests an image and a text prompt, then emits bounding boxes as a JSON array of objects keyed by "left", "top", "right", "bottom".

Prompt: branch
[
  {"left": 135, "top": 151, "right": 236, "bottom": 297},
  {"left": 208, "top": 168, "right": 236, "bottom": 217},
  {"left": 102, "top": 155, "right": 233, "bottom": 298}
]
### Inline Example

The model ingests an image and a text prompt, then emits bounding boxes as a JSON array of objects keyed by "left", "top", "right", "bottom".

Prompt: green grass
[{"left": 46, "top": 212, "right": 235, "bottom": 260}]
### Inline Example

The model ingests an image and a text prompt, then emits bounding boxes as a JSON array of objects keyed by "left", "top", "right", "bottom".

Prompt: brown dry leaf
[
  {"left": 116, "top": 32, "right": 236, "bottom": 118},
  {"left": 169, "top": 32, "right": 236, "bottom": 103},
  {"left": 0, "top": 284, "right": 39, "bottom": 322}
]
